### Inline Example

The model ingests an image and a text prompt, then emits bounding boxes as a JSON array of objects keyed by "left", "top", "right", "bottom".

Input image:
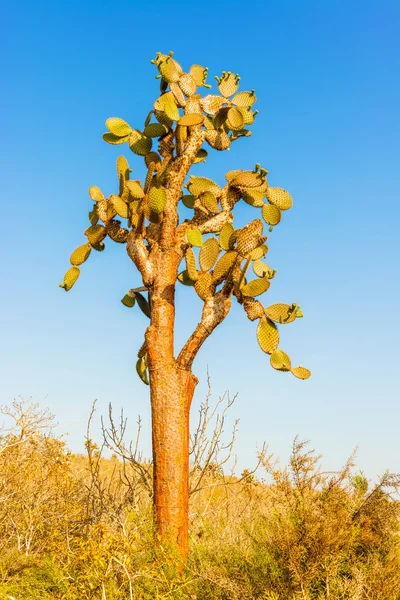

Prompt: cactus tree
[{"left": 60, "top": 52, "right": 310, "bottom": 560}]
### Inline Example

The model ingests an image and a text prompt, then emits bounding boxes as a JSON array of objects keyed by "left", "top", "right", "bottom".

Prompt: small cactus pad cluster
[{"left": 60, "top": 52, "right": 310, "bottom": 382}]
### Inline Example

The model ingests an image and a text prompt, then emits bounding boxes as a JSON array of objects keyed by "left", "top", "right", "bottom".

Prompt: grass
[{"left": 0, "top": 398, "right": 399, "bottom": 599}]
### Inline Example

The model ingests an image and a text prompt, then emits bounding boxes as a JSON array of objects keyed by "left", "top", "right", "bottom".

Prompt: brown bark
[{"left": 145, "top": 246, "right": 198, "bottom": 560}]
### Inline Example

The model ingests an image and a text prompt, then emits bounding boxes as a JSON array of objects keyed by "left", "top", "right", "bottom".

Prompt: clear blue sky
[{"left": 2, "top": 0, "right": 399, "bottom": 481}]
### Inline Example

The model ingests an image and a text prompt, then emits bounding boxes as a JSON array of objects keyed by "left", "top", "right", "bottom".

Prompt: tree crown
[{"left": 60, "top": 51, "right": 310, "bottom": 383}]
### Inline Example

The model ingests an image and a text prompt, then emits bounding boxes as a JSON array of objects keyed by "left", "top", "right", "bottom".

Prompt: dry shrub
[{"left": 0, "top": 397, "right": 399, "bottom": 599}]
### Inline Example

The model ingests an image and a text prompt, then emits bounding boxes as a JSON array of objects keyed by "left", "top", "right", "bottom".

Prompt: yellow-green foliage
[
  {"left": 0, "top": 400, "right": 400, "bottom": 600},
  {"left": 0, "top": 400, "right": 399, "bottom": 600}
]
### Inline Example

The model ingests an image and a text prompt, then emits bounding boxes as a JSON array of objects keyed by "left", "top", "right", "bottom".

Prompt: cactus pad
[
  {"left": 194, "top": 271, "right": 214, "bottom": 300},
  {"left": 149, "top": 186, "right": 167, "bottom": 214},
  {"left": 212, "top": 251, "right": 237, "bottom": 284},
  {"left": 266, "top": 187, "right": 293, "bottom": 211},
  {"left": 236, "top": 220, "right": 263, "bottom": 256},
  {"left": 143, "top": 123, "right": 168, "bottom": 138},
  {"left": 265, "top": 303, "right": 299, "bottom": 324},
  {"left": 187, "top": 228, "right": 203, "bottom": 247},
  {"left": 200, "top": 191, "right": 219, "bottom": 213},
  {"left": 262, "top": 203, "right": 281, "bottom": 225},
  {"left": 205, "top": 130, "right": 230, "bottom": 151},
  {"left": 219, "top": 222, "right": 234, "bottom": 251},
  {"left": 232, "top": 90, "right": 256, "bottom": 107},
  {"left": 70, "top": 243, "right": 92, "bottom": 266},
  {"left": 185, "top": 247, "right": 199, "bottom": 281},
  {"left": 226, "top": 107, "right": 244, "bottom": 130},
  {"left": 89, "top": 186, "right": 104, "bottom": 202},
  {"left": 257, "top": 317, "right": 279, "bottom": 354},
  {"left": 217, "top": 72, "right": 240, "bottom": 98},
  {"left": 103, "top": 132, "right": 130, "bottom": 145},
  {"left": 189, "top": 64, "right": 209, "bottom": 87},
  {"left": 199, "top": 238, "right": 220, "bottom": 271},
  {"left": 241, "top": 276, "right": 270, "bottom": 297},
  {"left": 178, "top": 270, "right": 196, "bottom": 286},
  {"left": 106, "top": 117, "right": 132, "bottom": 137},
  {"left": 60, "top": 266, "right": 80, "bottom": 291},
  {"left": 129, "top": 130, "right": 152, "bottom": 155},
  {"left": 270, "top": 349, "right": 292, "bottom": 371},
  {"left": 121, "top": 292, "right": 136, "bottom": 307},
  {"left": 200, "top": 95, "right": 225, "bottom": 116},
  {"left": 178, "top": 73, "right": 197, "bottom": 96},
  {"left": 291, "top": 366, "right": 311, "bottom": 380},
  {"left": 187, "top": 176, "right": 221, "bottom": 198},
  {"left": 243, "top": 298, "right": 264, "bottom": 321},
  {"left": 178, "top": 113, "right": 204, "bottom": 126}
]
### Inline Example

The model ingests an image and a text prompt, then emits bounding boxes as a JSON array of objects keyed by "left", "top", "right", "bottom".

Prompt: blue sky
[{"left": 2, "top": 0, "right": 399, "bottom": 481}]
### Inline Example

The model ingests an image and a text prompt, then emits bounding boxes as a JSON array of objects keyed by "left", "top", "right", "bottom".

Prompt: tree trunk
[
  {"left": 149, "top": 362, "right": 197, "bottom": 559},
  {"left": 145, "top": 247, "right": 198, "bottom": 560}
]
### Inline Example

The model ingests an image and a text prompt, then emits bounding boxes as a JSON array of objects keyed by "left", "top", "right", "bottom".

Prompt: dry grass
[{"left": 0, "top": 398, "right": 399, "bottom": 599}]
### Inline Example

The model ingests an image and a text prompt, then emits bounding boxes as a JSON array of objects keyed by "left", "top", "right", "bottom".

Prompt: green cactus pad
[
  {"left": 219, "top": 222, "right": 234, "bottom": 251},
  {"left": 106, "top": 117, "right": 132, "bottom": 137},
  {"left": 212, "top": 250, "right": 237, "bottom": 284},
  {"left": 178, "top": 113, "right": 204, "bottom": 126},
  {"left": 241, "top": 276, "right": 270, "bottom": 297},
  {"left": 187, "top": 176, "right": 221, "bottom": 198},
  {"left": 200, "top": 191, "right": 219, "bottom": 213},
  {"left": 241, "top": 188, "right": 265, "bottom": 207},
  {"left": 231, "top": 171, "right": 265, "bottom": 188},
  {"left": 226, "top": 107, "right": 245, "bottom": 131},
  {"left": 194, "top": 271, "right": 214, "bottom": 300},
  {"left": 199, "top": 238, "right": 220, "bottom": 271},
  {"left": 85, "top": 224, "right": 107, "bottom": 246},
  {"left": 158, "top": 57, "right": 181, "bottom": 83},
  {"left": 185, "top": 247, "right": 199, "bottom": 281},
  {"left": 262, "top": 203, "right": 282, "bottom": 225},
  {"left": 232, "top": 90, "right": 256, "bottom": 107},
  {"left": 270, "top": 349, "right": 292, "bottom": 371},
  {"left": 249, "top": 243, "right": 268, "bottom": 260},
  {"left": 143, "top": 123, "right": 168, "bottom": 138},
  {"left": 70, "top": 243, "right": 91, "bottom": 266},
  {"left": 205, "top": 130, "right": 230, "bottom": 151},
  {"left": 60, "top": 266, "right": 80, "bottom": 291},
  {"left": 264, "top": 303, "right": 298, "bottom": 324},
  {"left": 154, "top": 92, "right": 180, "bottom": 121},
  {"left": 256, "top": 317, "right": 279, "bottom": 354},
  {"left": 136, "top": 356, "right": 149, "bottom": 385},
  {"left": 121, "top": 292, "right": 136, "bottom": 307},
  {"left": 187, "top": 228, "right": 203, "bottom": 247},
  {"left": 217, "top": 72, "right": 240, "bottom": 98},
  {"left": 236, "top": 220, "right": 263, "bottom": 256},
  {"left": 88, "top": 186, "right": 104, "bottom": 202},
  {"left": 103, "top": 132, "right": 130, "bottom": 145},
  {"left": 144, "top": 152, "right": 162, "bottom": 167},
  {"left": 124, "top": 180, "right": 145, "bottom": 199},
  {"left": 178, "top": 270, "right": 196, "bottom": 286},
  {"left": 170, "top": 81, "right": 186, "bottom": 107},
  {"left": 136, "top": 292, "right": 151, "bottom": 319},
  {"left": 194, "top": 149, "right": 208, "bottom": 164},
  {"left": 111, "top": 194, "right": 129, "bottom": 219},
  {"left": 182, "top": 195, "right": 195, "bottom": 209},
  {"left": 200, "top": 95, "right": 225, "bottom": 116},
  {"left": 266, "top": 187, "right": 293, "bottom": 211},
  {"left": 189, "top": 64, "right": 209, "bottom": 87},
  {"left": 291, "top": 366, "right": 311, "bottom": 380},
  {"left": 178, "top": 73, "right": 197, "bottom": 97},
  {"left": 149, "top": 186, "right": 167, "bottom": 214},
  {"left": 128, "top": 130, "right": 152, "bottom": 156}
]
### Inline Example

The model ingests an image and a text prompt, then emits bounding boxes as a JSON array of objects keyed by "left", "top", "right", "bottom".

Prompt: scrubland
[{"left": 0, "top": 396, "right": 399, "bottom": 600}]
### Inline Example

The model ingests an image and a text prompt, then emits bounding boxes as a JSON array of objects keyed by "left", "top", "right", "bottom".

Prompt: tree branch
[
  {"left": 126, "top": 233, "right": 154, "bottom": 287},
  {"left": 177, "top": 291, "right": 231, "bottom": 370}
]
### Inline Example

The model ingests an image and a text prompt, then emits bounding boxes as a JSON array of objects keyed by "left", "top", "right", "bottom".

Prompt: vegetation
[
  {"left": 1, "top": 398, "right": 399, "bottom": 599},
  {"left": 59, "top": 51, "right": 311, "bottom": 557}
]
